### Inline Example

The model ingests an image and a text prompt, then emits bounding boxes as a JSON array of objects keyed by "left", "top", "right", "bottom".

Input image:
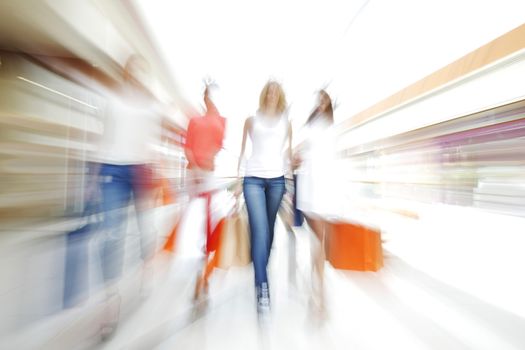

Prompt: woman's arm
[
  {"left": 184, "top": 146, "right": 198, "bottom": 170},
  {"left": 234, "top": 117, "right": 251, "bottom": 197},
  {"left": 237, "top": 117, "right": 251, "bottom": 177},
  {"left": 287, "top": 120, "right": 293, "bottom": 173},
  {"left": 203, "top": 85, "right": 219, "bottom": 116},
  {"left": 184, "top": 119, "right": 199, "bottom": 169}
]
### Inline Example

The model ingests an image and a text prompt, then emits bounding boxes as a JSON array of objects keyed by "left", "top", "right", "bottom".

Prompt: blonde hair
[{"left": 258, "top": 81, "right": 287, "bottom": 114}]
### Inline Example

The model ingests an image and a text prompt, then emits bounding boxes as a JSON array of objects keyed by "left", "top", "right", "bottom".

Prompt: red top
[{"left": 184, "top": 112, "right": 226, "bottom": 170}]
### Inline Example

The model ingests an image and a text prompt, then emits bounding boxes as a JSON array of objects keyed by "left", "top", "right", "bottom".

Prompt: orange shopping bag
[
  {"left": 163, "top": 219, "right": 180, "bottom": 253},
  {"left": 326, "top": 221, "right": 383, "bottom": 271},
  {"left": 161, "top": 177, "right": 175, "bottom": 205}
]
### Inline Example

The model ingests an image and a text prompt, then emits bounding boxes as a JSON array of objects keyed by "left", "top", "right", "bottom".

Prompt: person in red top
[
  {"left": 184, "top": 82, "right": 226, "bottom": 307},
  {"left": 184, "top": 87, "right": 225, "bottom": 172}
]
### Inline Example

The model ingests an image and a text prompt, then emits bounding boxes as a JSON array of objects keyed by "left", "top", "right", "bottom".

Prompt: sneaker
[
  {"left": 100, "top": 290, "right": 121, "bottom": 341},
  {"left": 256, "top": 282, "right": 271, "bottom": 314}
]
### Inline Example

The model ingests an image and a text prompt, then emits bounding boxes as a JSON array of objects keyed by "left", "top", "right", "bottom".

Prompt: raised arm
[{"left": 203, "top": 85, "right": 219, "bottom": 116}]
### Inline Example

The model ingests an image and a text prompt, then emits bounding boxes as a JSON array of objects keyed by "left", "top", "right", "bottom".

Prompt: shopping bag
[
  {"left": 206, "top": 217, "right": 225, "bottom": 254},
  {"left": 216, "top": 208, "right": 251, "bottom": 269},
  {"left": 162, "top": 219, "right": 180, "bottom": 252},
  {"left": 161, "top": 177, "right": 175, "bottom": 205},
  {"left": 326, "top": 221, "right": 383, "bottom": 271}
]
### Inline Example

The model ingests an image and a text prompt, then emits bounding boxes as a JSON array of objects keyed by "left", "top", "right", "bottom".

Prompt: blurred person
[
  {"left": 237, "top": 81, "right": 292, "bottom": 315},
  {"left": 183, "top": 81, "right": 226, "bottom": 306},
  {"left": 62, "top": 55, "right": 160, "bottom": 313},
  {"left": 95, "top": 54, "right": 163, "bottom": 335},
  {"left": 293, "top": 89, "right": 336, "bottom": 319}
]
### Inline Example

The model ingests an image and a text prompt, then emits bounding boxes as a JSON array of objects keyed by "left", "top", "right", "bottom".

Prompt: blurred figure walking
[
  {"left": 184, "top": 81, "right": 226, "bottom": 307},
  {"left": 95, "top": 55, "right": 163, "bottom": 335},
  {"left": 294, "top": 89, "right": 336, "bottom": 319}
]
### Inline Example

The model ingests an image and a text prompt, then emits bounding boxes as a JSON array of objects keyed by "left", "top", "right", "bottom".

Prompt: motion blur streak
[{"left": 1, "top": 1, "right": 525, "bottom": 350}]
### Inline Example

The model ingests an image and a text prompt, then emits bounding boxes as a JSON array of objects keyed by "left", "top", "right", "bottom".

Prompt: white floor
[
  {"left": 3, "top": 202, "right": 525, "bottom": 350},
  {"left": 97, "top": 208, "right": 525, "bottom": 350}
]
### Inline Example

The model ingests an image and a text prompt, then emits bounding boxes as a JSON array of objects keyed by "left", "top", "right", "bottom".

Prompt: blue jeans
[
  {"left": 99, "top": 163, "right": 155, "bottom": 283},
  {"left": 243, "top": 176, "right": 286, "bottom": 287},
  {"left": 63, "top": 163, "right": 100, "bottom": 308},
  {"left": 293, "top": 175, "right": 304, "bottom": 227},
  {"left": 63, "top": 205, "right": 98, "bottom": 308}
]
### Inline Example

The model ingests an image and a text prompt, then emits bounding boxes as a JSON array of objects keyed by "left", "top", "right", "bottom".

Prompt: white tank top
[
  {"left": 96, "top": 90, "right": 161, "bottom": 165},
  {"left": 245, "top": 111, "right": 288, "bottom": 178}
]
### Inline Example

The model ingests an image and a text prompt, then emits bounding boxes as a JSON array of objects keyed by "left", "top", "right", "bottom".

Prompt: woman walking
[
  {"left": 294, "top": 89, "right": 336, "bottom": 318},
  {"left": 237, "top": 81, "right": 292, "bottom": 314}
]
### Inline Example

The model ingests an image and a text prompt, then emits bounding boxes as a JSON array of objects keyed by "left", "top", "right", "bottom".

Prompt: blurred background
[{"left": 0, "top": 1, "right": 525, "bottom": 349}]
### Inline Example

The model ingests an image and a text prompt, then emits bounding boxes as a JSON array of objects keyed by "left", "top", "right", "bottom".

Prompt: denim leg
[
  {"left": 265, "top": 177, "right": 286, "bottom": 254},
  {"left": 99, "top": 164, "right": 132, "bottom": 283},
  {"left": 243, "top": 177, "right": 270, "bottom": 286},
  {"left": 293, "top": 174, "right": 304, "bottom": 227},
  {"left": 131, "top": 164, "right": 156, "bottom": 263},
  {"left": 63, "top": 163, "right": 102, "bottom": 308},
  {"left": 63, "top": 223, "right": 91, "bottom": 308}
]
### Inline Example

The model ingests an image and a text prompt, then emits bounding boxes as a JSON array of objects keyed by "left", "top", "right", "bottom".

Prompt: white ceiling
[{"left": 134, "top": 0, "right": 525, "bottom": 125}]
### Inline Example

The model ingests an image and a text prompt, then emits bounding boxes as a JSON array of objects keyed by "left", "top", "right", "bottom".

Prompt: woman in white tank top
[
  {"left": 293, "top": 89, "right": 335, "bottom": 318},
  {"left": 237, "top": 81, "right": 292, "bottom": 314}
]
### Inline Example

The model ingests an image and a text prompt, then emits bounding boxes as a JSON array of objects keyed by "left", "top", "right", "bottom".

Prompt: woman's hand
[
  {"left": 233, "top": 180, "right": 243, "bottom": 198},
  {"left": 292, "top": 153, "right": 302, "bottom": 170}
]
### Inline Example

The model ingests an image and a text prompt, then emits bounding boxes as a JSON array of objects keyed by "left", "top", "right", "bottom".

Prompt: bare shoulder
[
  {"left": 244, "top": 116, "right": 254, "bottom": 129},
  {"left": 287, "top": 119, "right": 293, "bottom": 133}
]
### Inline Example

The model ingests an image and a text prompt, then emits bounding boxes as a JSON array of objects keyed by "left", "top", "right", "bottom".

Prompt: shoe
[
  {"left": 100, "top": 291, "right": 121, "bottom": 341},
  {"left": 307, "top": 295, "right": 327, "bottom": 327},
  {"left": 193, "top": 276, "right": 209, "bottom": 302},
  {"left": 192, "top": 279, "right": 209, "bottom": 321},
  {"left": 256, "top": 282, "right": 271, "bottom": 314},
  {"left": 100, "top": 322, "right": 117, "bottom": 341}
]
